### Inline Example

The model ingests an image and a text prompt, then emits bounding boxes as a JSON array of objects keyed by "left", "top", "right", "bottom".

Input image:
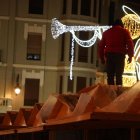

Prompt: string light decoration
[
  {"left": 134, "top": 38, "right": 140, "bottom": 80},
  {"left": 70, "top": 37, "right": 75, "bottom": 80},
  {"left": 51, "top": 18, "right": 111, "bottom": 79},
  {"left": 122, "top": 5, "right": 140, "bottom": 83},
  {"left": 51, "top": 5, "right": 140, "bottom": 82},
  {"left": 134, "top": 38, "right": 140, "bottom": 62},
  {"left": 51, "top": 18, "right": 111, "bottom": 43},
  {"left": 136, "top": 62, "right": 140, "bottom": 80},
  {"left": 122, "top": 14, "right": 140, "bottom": 40}
]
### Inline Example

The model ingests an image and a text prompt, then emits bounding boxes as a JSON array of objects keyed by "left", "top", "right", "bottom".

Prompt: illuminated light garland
[
  {"left": 71, "top": 30, "right": 98, "bottom": 47},
  {"left": 51, "top": 18, "right": 111, "bottom": 79},
  {"left": 70, "top": 37, "right": 75, "bottom": 80},
  {"left": 51, "top": 4, "right": 140, "bottom": 81},
  {"left": 134, "top": 38, "right": 140, "bottom": 80},
  {"left": 122, "top": 5, "right": 140, "bottom": 23},
  {"left": 51, "top": 18, "right": 111, "bottom": 47},
  {"left": 134, "top": 38, "right": 140, "bottom": 61}
]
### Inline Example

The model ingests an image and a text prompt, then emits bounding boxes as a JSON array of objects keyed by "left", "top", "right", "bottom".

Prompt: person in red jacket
[{"left": 98, "top": 19, "right": 134, "bottom": 85}]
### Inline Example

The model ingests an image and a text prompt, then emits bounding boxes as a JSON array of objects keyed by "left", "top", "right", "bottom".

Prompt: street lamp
[{"left": 14, "top": 74, "right": 21, "bottom": 95}]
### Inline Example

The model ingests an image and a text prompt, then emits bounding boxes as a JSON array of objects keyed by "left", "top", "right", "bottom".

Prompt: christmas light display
[
  {"left": 134, "top": 38, "right": 140, "bottom": 62},
  {"left": 134, "top": 38, "right": 140, "bottom": 80},
  {"left": 122, "top": 14, "right": 140, "bottom": 40},
  {"left": 51, "top": 5, "right": 140, "bottom": 82},
  {"left": 70, "top": 37, "right": 75, "bottom": 80},
  {"left": 122, "top": 5, "right": 140, "bottom": 23},
  {"left": 51, "top": 18, "right": 110, "bottom": 47},
  {"left": 122, "top": 5, "right": 140, "bottom": 82},
  {"left": 51, "top": 18, "right": 111, "bottom": 79}
]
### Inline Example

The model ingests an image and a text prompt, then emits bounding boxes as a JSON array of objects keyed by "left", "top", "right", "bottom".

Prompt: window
[
  {"left": 78, "top": 47, "right": 88, "bottom": 62},
  {"left": 78, "top": 32, "right": 89, "bottom": 62},
  {"left": 59, "top": 76, "right": 63, "bottom": 94},
  {"left": 61, "top": 34, "right": 65, "bottom": 61},
  {"left": 0, "top": 50, "right": 2, "bottom": 62},
  {"left": 109, "top": 1, "right": 115, "bottom": 25},
  {"left": 24, "top": 78, "right": 39, "bottom": 106},
  {"left": 27, "top": 33, "right": 42, "bottom": 60},
  {"left": 69, "top": 34, "right": 76, "bottom": 61},
  {"left": 63, "top": 0, "right": 67, "bottom": 14},
  {"left": 76, "top": 77, "right": 86, "bottom": 92},
  {"left": 96, "top": 59, "right": 99, "bottom": 67},
  {"left": 72, "top": 0, "right": 78, "bottom": 14},
  {"left": 91, "top": 46, "right": 93, "bottom": 63},
  {"left": 67, "top": 76, "right": 74, "bottom": 92},
  {"left": 80, "top": 0, "right": 91, "bottom": 16},
  {"left": 71, "top": 0, "right": 98, "bottom": 17},
  {"left": 93, "top": 0, "right": 97, "bottom": 17},
  {"left": 29, "top": 0, "right": 44, "bottom": 15},
  {"left": 98, "top": 0, "right": 102, "bottom": 23}
]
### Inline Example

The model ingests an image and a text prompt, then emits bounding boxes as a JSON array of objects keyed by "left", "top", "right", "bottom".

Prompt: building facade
[{"left": 0, "top": 0, "right": 124, "bottom": 110}]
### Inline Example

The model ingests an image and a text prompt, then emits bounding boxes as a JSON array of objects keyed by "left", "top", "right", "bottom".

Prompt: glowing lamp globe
[{"left": 14, "top": 86, "right": 21, "bottom": 95}]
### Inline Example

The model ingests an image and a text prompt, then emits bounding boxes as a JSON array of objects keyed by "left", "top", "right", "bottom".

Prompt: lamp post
[{"left": 14, "top": 74, "right": 21, "bottom": 95}]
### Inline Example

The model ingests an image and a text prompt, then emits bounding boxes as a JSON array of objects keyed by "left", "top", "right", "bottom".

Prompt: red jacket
[{"left": 98, "top": 25, "right": 134, "bottom": 61}]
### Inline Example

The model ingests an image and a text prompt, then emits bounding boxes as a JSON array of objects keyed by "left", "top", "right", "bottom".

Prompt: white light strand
[
  {"left": 51, "top": 18, "right": 111, "bottom": 48},
  {"left": 71, "top": 30, "right": 98, "bottom": 47},
  {"left": 134, "top": 38, "right": 140, "bottom": 61},
  {"left": 134, "top": 39, "right": 140, "bottom": 80},
  {"left": 51, "top": 18, "right": 111, "bottom": 80},
  {"left": 136, "top": 62, "right": 140, "bottom": 80},
  {"left": 70, "top": 37, "right": 75, "bottom": 80}
]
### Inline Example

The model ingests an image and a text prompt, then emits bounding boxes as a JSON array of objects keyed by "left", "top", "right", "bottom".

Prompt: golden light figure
[
  {"left": 121, "top": 5, "right": 140, "bottom": 86},
  {"left": 122, "top": 14, "right": 140, "bottom": 40}
]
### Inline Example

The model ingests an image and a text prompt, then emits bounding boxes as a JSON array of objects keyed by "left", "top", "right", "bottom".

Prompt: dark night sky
[
  {"left": 125, "top": 0, "right": 140, "bottom": 3},
  {"left": 123, "top": 0, "right": 140, "bottom": 13}
]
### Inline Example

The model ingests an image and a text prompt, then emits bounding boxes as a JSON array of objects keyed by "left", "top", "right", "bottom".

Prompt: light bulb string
[{"left": 70, "top": 37, "right": 75, "bottom": 80}]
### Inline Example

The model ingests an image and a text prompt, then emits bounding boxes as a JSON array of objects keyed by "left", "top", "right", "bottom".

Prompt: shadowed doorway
[{"left": 24, "top": 78, "right": 40, "bottom": 106}]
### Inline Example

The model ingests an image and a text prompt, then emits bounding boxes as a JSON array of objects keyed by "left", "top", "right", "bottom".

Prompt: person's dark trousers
[{"left": 106, "top": 52, "right": 125, "bottom": 85}]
